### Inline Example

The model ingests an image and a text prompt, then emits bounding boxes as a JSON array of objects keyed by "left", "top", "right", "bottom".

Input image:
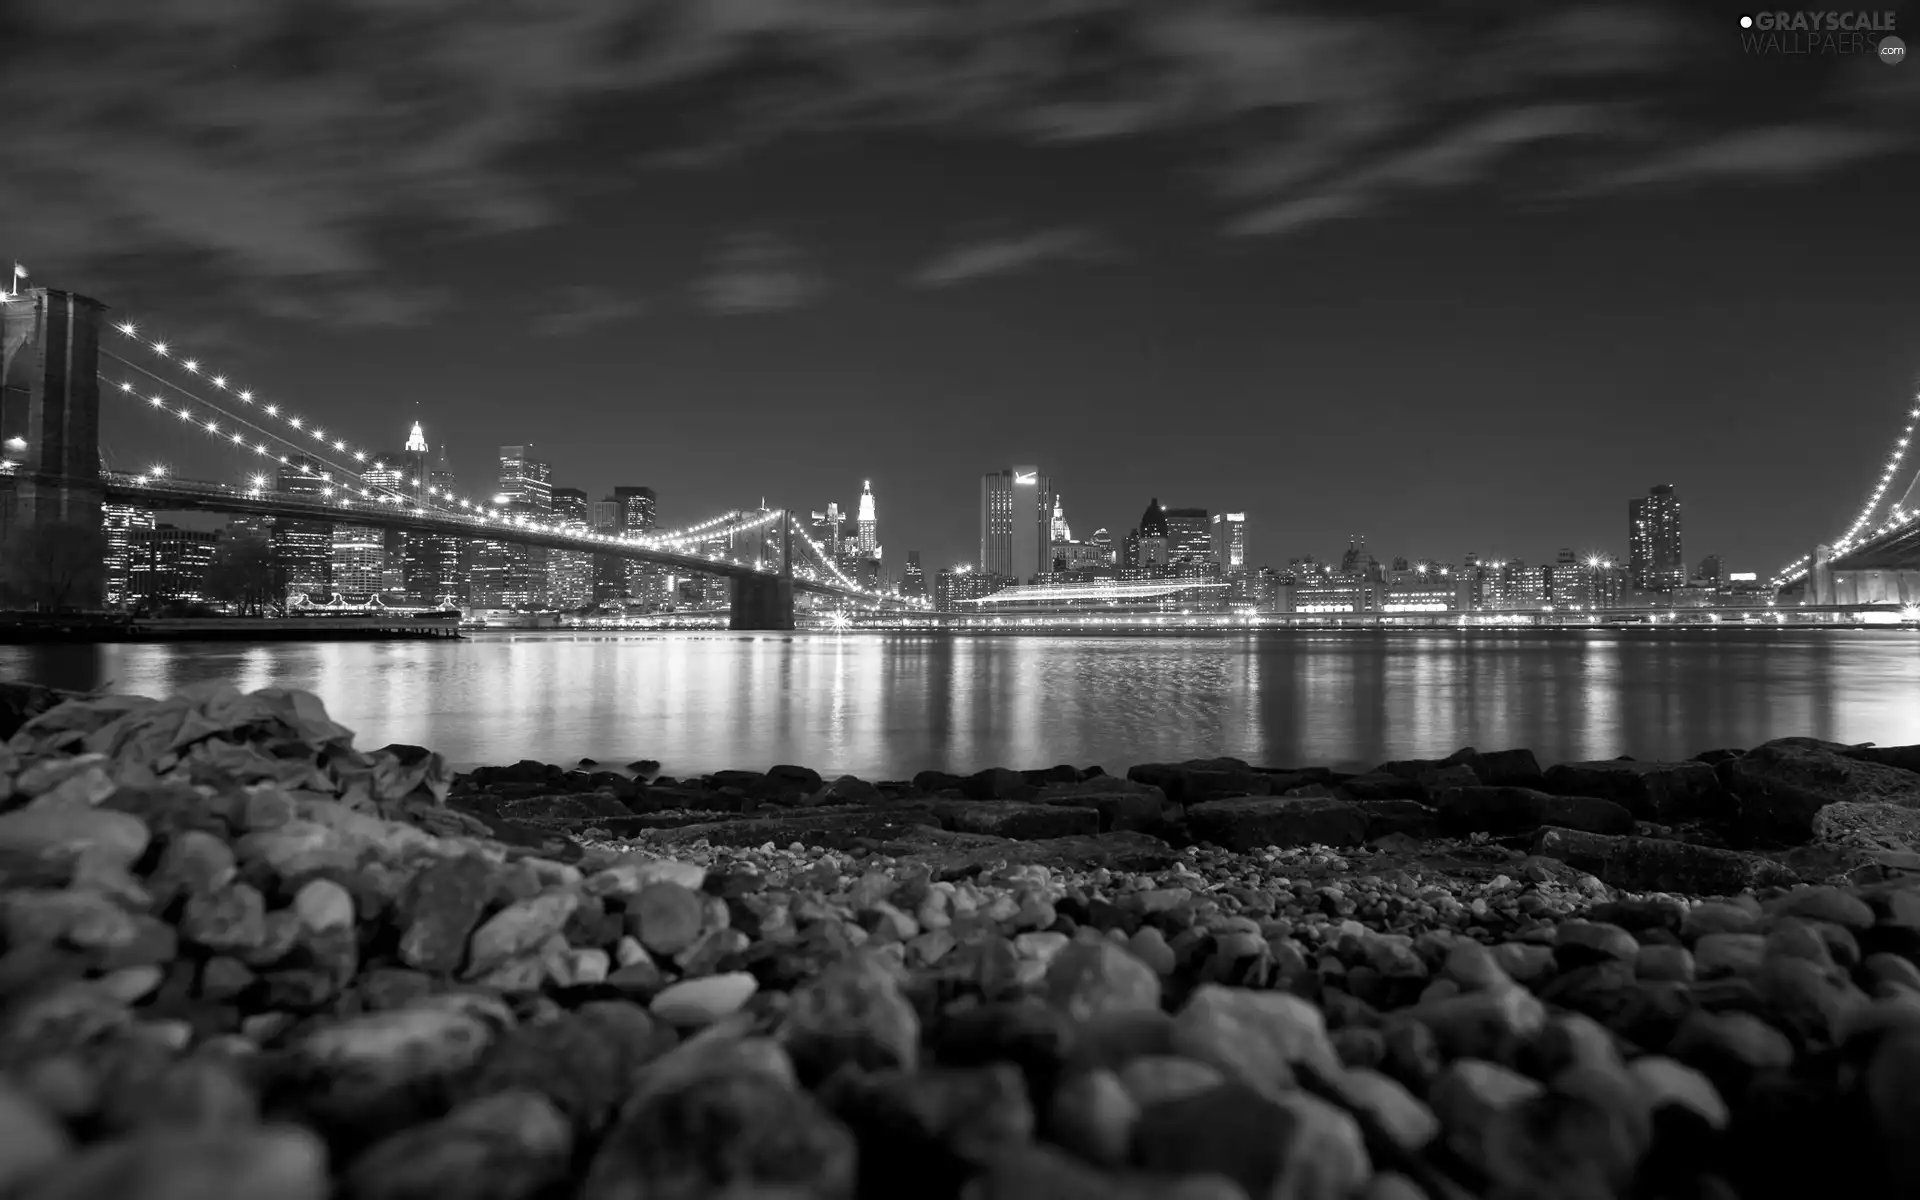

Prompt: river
[{"left": 3, "top": 630, "right": 1917, "bottom": 778}]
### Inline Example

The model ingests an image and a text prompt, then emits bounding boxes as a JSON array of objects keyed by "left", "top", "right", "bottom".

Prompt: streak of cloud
[
  {"left": 695, "top": 232, "right": 823, "bottom": 315},
  {"left": 912, "top": 228, "right": 1112, "bottom": 288}
]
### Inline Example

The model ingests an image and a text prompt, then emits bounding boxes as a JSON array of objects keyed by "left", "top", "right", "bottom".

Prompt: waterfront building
[
  {"left": 1165, "top": 507, "right": 1210, "bottom": 565},
  {"left": 549, "top": 486, "right": 593, "bottom": 608},
  {"left": 1210, "top": 512, "right": 1247, "bottom": 575},
  {"left": 127, "top": 524, "right": 220, "bottom": 606},
  {"left": 407, "top": 439, "right": 465, "bottom": 607},
  {"left": 1629, "top": 484, "right": 1684, "bottom": 593},
  {"left": 1281, "top": 574, "right": 1386, "bottom": 614},
  {"left": 935, "top": 566, "right": 1006, "bottom": 610},
  {"left": 274, "top": 455, "right": 332, "bottom": 602},
  {"left": 1696, "top": 553, "right": 1725, "bottom": 587},
  {"left": 102, "top": 502, "right": 155, "bottom": 607},
  {"left": 956, "top": 573, "right": 1229, "bottom": 616},
  {"left": 331, "top": 523, "right": 385, "bottom": 597},
  {"left": 902, "top": 550, "right": 926, "bottom": 599},
  {"left": 980, "top": 467, "right": 1052, "bottom": 582}
]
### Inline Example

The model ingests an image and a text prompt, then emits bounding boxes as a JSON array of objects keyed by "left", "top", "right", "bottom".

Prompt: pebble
[{"left": 1, "top": 683, "right": 1916, "bottom": 1200}]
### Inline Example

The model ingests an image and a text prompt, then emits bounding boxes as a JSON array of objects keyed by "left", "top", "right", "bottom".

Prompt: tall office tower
[
  {"left": 902, "top": 550, "right": 926, "bottom": 599},
  {"left": 857, "top": 480, "right": 878, "bottom": 558},
  {"left": 1629, "top": 484, "right": 1684, "bottom": 592},
  {"left": 809, "top": 504, "right": 844, "bottom": 563},
  {"left": 127, "top": 525, "right": 220, "bottom": 606},
  {"left": 417, "top": 444, "right": 466, "bottom": 606},
  {"left": 589, "top": 498, "right": 626, "bottom": 603},
  {"left": 1135, "top": 498, "right": 1170, "bottom": 569},
  {"left": 1696, "top": 554, "right": 1725, "bottom": 586},
  {"left": 401, "top": 422, "right": 430, "bottom": 499},
  {"left": 491, "top": 445, "right": 553, "bottom": 606},
  {"left": 981, "top": 466, "right": 1051, "bottom": 582},
  {"left": 1050, "top": 496, "right": 1072, "bottom": 545},
  {"left": 274, "top": 455, "right": 333, "bottom": 601},
  {"left": 101, "top": 503, "right": 156, "bottom": 606},
  {"left": 613, "top": 485, "right": 659, "bottom": 607},
  {"left": 1210, "top": 512, "right": 1247, "bottom": 574},
  {"left": 548, "top": 486, "right": 593, "bottom": 607},
  {"left": 1090, "top": 527, "right": 1114, "bottom": 566},
  {"left": 354, "top": 452, "right": 405, "bottom": 595},
  {"left": 1165, "top": 507, "right": 1210, "bottom": 564},
  {"left": 331, "top": 523, "right": 385, "bottom": 596}
]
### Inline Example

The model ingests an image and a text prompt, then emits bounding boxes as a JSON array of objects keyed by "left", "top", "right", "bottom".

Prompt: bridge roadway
[
  {"left": 1830, "top": 519, "right": 1920, "bottom": 572},
  {"left": 78, "top": 470, "right": 872, "bottom": 602}
]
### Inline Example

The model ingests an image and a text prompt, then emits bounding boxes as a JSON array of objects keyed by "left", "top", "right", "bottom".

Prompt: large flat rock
[
  {"left": 1184, "top": 796, "right": 1368, "bottom": 851},
  {"left": 1532, "top": 827, "right": 1798, "bottom": 895}
]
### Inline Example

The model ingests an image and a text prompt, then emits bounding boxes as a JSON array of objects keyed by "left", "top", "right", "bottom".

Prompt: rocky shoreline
[{"left": 1, "top": 681, "right": 1917, "bottom": 1199}]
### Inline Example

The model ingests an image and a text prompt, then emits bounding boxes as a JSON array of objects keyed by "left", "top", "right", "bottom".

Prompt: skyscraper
[
  {"left": 1164, "top": 507, "right": 1210, "bottom": 564},
  {"left": 857, "top": 480, "right": 878, "bottom": 558},
  {"left": 549, "top": 486, "right": 593, "bottom": 607},
  {"left": 355, "top": 453, "right": 404, "bottom": 596},
  {"left": 981, "top": 466, "right": 1051, "bottom": 581},
  {"left": 102, "top": 503, "right": 155, "bottom": 606},
  {"left": 1210, "top": 512, "right": 1247, "bottom": 574},
  {"left": 127, "top": 525, "right": 220, "bottom": 606},
  {"left": 274, "top": 456, "right": 332, "bottom": 601},
  {"left": 613, "top": 486, "right": 659, "bottom": 608},
  {"left": 902, "top": 550, "right": 926, "bottom": 599},
  {"left": 1629, "top": 484, "right": 1684, "bottom": 592},
  {"left": 490, "top": 445, "right": 553, "bottom": 606},
  {"left": 1135, "top": 498, "right": 1170, "bottom": 569}
]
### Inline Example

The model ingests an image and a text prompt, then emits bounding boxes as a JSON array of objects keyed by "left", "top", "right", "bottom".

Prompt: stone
[
  {"left": 1132, "top": 1081, "right": 1370, "bottom": 1200},
  {"left": 649, "top": 972, "right": 758, "bottom": 1026},
  {"left": 1328, "top": 1067, "right": 1438, "bottom": 1152},
  {"left": 1721, "top": 740, "right": 1920, "bottom": 843},
  {"left": 0, "top": 806, "right": 151, "bottom": 873},
  {"left": 627, "top": 881, "right": 708, "bottom": 956},
  {"left": 1184, "top": 797, "right": 1368, "bottom": 851},
  {"left": 464, "top": 891, "right": 579, "bottom": 978},
  {"left": 783, "top": 954, "right": 920, "bottom": 1079},
  {"left": 1629, "top": 1056, "right": 1729, "bottom": 1129},
  {"left": 18, "top": 1126, "right": 329, "bottom": 1200},
  {"left": 396, "top": 856, "right": 494, "bottom": 974},
  {"left": 0, "top": 1080, "right": 71, "bottom": 1193},
  {"left": 178, "top": 884, "right": 268, "bottom": 955},
  {"left": 1046, "top": 1069, "right": 1137, "bottom": 1167},
  {"left": 935, "top": 801, "right": 1099, "bottom": 841},
  {"left": 1542, "top": 759, "right": 1724, "bottom": 820},
  {"left": 1043, "top": 935, "right": 1162, "bottom": 1021},
  {"left": 1532, "top": 828, "right": 1797, "bottom": 894},
  {"left": 1428, "top": 1059, "right": 1542, "bottom": 1173},
  {"left": 1170, "top": 984, "right": 1341, "bottom": 1094}
]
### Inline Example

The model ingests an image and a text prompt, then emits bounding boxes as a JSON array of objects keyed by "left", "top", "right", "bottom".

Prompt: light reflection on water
[{"left": 2, "top": 630, "right": 1916, "bottom": 779}]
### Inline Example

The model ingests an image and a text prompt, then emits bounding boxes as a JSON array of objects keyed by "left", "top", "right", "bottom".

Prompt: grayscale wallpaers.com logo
[{"left": 1738, "top": 12, "right": 1905, "bottom": 60}]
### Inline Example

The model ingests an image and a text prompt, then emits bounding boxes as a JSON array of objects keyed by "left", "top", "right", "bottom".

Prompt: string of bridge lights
[
  {"left": 1766, "top": 391, "right": 1920, "bottom": 587},
  {"left": 104, "top": 319, "right": 882, "bottom": 592},
  {"left": 1768, "top": 391, "right": 1920, "bottom": 589}
]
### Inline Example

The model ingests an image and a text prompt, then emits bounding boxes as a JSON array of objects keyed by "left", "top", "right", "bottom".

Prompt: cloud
[
  {"left": 911, "top": 228, "right": 1112, "bottom": 287},
  {"left": 7, "top": 0, "right": 1915, "bottom": 295},
  {"left": 531, "top": 285, "right": 646, "bottom": 337},
  {"left": 247, "top": 284, "right": 456, "bottom": 330},
  {"left": 1581, "top": 125, "right": 1908, "bottom": 193},
  {"left": 695, "top": 232, "right": 823, "bottom": 314}
]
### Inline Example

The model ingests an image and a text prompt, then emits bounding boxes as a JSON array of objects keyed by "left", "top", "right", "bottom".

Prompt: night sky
[{"left": 8, "top": 2, "right": 1919, "bottom": 579}]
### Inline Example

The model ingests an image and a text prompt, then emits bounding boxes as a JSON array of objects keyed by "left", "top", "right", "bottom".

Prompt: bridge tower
[
  {"left": 728, "top": 508, "right": 795, "bottom": 631},
  {"left": 1, "top": 288, "right": 108, "bottom": 607}
]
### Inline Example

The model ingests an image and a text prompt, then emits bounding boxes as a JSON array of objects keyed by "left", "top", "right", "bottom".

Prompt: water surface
[{"left": 3, "top": 630, "right": 1916, "bottom": 778}]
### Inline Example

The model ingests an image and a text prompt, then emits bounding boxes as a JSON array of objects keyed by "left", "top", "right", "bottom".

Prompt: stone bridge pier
[
  {"left": 1, "top": 288, "right": 108, "bottom": 608},
  {"left": 728, "top": 512, "right": 796, "bottom": 630}
]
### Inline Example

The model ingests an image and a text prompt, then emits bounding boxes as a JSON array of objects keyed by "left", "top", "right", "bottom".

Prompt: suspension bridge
[{"left": 1, "top": 288, "right": 902, "bottom": 629}]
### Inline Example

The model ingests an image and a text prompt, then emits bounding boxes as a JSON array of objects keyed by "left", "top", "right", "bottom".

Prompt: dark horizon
[{"left": 9, "top": 3, "right": 1919, "bottom": 579}]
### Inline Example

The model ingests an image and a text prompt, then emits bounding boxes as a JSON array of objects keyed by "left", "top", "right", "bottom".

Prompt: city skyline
[{"left": 8, "top": 6, "right": 1920, "bottom": 576}]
